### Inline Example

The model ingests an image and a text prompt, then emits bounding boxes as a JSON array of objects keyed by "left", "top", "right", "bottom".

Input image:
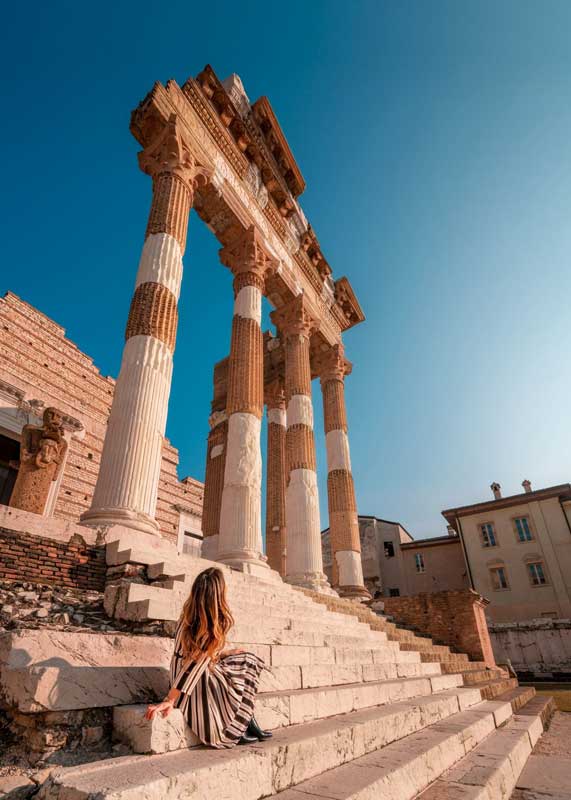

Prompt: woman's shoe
[
  {"left": 247, "top": 717, "right": 273, "bottom": 740},
  {"left": 239, "top": 732, "right": 259, "bottom": 745}
]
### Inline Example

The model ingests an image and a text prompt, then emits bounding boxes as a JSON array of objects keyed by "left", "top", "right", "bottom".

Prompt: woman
[{"left": 145, "top": 567, "right": 272, "bottom": 748}]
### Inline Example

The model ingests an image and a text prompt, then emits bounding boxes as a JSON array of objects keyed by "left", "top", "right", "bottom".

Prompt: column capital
[
  {"left": 264, "top": 378, "right": 286, "bottom": 410},
  {"left": 271, "top": 293, "right": 318, "bottom": 340},
  {"left": 138, "top": 115, "right": 211, "bottom": 197},
  {"left": 316, "top": 343, "right": 353, "bottom": 385},
  {"left": 219, "top": 226, "right": 275, "bottom": 293}
]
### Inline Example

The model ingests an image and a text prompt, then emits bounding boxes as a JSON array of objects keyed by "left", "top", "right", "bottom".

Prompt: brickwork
[
  {"left": 321, "top": 379, "right": 347, "bottom": 433},
  {"left": 226, "top": 315, "right": 264, "bottom": 417},
  {"left": 145, "top": 173, "right": 192, "bottom": 251},
  {"left": 283, "top": 334, "right": 312, "bottom": 400},
  {"left": 383, "top": 589, "right": 496, "bottom": 667},
  {"left": 0, "top": 526, "right": 106, "bottom": 592},
  {"left": 125, "top": 282, "right": 178, "bottom": 351},
  {"left": 327, "top": 470, "right": 358, "bottom": 513},
  {"left": 0, "top": 292, "right": 203, "bottom": 544},
  {"left": 265, "top": 380, "right": 286, "bottom": 575},
  {"left": 286, "top": 424, "right": 317, "bottom": 473},
  {"left": 201, "top": 419, "right": 227, "bottom": 539}
]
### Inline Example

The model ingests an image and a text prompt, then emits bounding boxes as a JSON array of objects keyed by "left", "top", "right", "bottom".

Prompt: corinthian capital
[
  {"left": 316, "top": 343, "right": 352, "bottom": 384},
  {"left": 138, "top": 114, "right": 211, "bottom": 194},
  {"left": 219, "top": 226, "right": 275, "bottom": 291},
  {"left": 271, "top": 293, "right": 317, "bottom": 340}
]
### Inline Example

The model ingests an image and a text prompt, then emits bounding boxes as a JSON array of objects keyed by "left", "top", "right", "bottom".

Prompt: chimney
[
  {"left": 490, "top": 482, "right": 502, "bottom": 500},
  {"left": 446, "top": 525, "right": 458, "bottom": 537},
  {"left": 522, "top": 479, "right": 532, "bottom": 494}
]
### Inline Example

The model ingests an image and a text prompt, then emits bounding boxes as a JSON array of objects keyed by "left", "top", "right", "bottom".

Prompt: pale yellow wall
[
  {"left": 460, "top": 497, "right": 571, "bottom": 622},
  {"left": 401, "top": 541, "right": 469, "bottom": 595}
]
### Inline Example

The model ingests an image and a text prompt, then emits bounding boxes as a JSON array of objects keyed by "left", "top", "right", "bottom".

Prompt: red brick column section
[
  {"left": 216, "top": 227, "right": 271, "bottom": 572},
  {"left": 271, "top": 295, "right": 332, "bottom": 593},
  {"left": 200, "top": 411, "right": 228, "bottom": 561},
  {"left": 383, "top": 589, "right": 496, "bottom": 667},
  {"left": 318, "top": 344, "right": 370, "bottom": 600},
  {"left": 265, "top": 379, "right": 287, "bottom": 575},
  {"left": 82, "top": 115, "right": 210, "bottom": 536}
]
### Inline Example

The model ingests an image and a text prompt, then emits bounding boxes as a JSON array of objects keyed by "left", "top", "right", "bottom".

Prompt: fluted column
[
  {"left": 200, "top": 410, "right": 228, "bottom": 560},
  {"left": 271, "top": 295, "right": 332, "bottom": 593},
  {"left": 81, "top": 116, "right": 209, "bottom": 534},
  {"left": 217, "top": 227, "right": 270, "bottom": 571},
  {"left": 319, "top": 344, "right": 369, "bottom": 599},
  {"left": 265, "top": 378, "right": 287, "bottom": 575}
]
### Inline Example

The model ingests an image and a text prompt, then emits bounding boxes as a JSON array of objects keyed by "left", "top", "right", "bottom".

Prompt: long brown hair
[{"left": 179, "top": 567, "right": 234, "bottom": 662}]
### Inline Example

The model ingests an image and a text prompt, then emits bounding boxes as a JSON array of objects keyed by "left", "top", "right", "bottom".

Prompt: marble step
[
  {"left": 469, "top": 677, "right": 519, "bottom": 701},
  {"left": 495, "top": 685, "right": 536, "bottom": 713},
  {"left": 440, "top": 660, "right": 487, "bottom": 674},
  {"left": 461, "top": 668, "right": 506, "bottom": 685},
  {"left": 38, "top": 691, "right": 487, "bottom": 799},
  {"left": 261, "top": 700, "right": 516, "bottom": 800},
  {"left": 416, "top": 711, "right": 544, "bottom": 799}
]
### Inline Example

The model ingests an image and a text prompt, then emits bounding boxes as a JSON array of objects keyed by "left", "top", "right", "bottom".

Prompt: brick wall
[
  {"left": 383, "top": 589, "right": 496, "bottom": 666},
  {"left": 0, "top": 526, "right": 106, "bottom": 592},
  {"left": 0, "top": 292, "right": 203, "bottom": 543}
]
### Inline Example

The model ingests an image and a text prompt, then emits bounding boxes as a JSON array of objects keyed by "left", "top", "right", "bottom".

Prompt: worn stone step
[
  {"left": 39, "top": 693, "right": 486, "bottom": 800},
  {"left": 400, "top": 642, "right": 451, "bottom": 654},
  {"left": 420, "top": 652, "right": 469, "bottom": 664},
  {"left": 256, "top": 675, "right": 470, "bottom": 731},
  {"left": 273, "top": 700, "right": 514, "bottom": 800},
  {"left": 461, "top": 668, "right": 505, "bottom": 686},
  {"left": 495, "top": 685, "right": 536, "bottom": 713},
  {"left": 470, "top": 677, "right": 519, "bottom": 701},
  {"left": 417, "top": 712, "right": 544, "bottom": 800},
  {"left": 440, "top": 661, "right": 487, "bottom": 674},
  {"left": 514, "top": 693, "right": 557, "bottom": 727}
]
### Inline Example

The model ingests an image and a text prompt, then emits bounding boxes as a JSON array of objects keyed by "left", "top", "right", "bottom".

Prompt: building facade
[
  {"left": 0, "top": 292, "right": 203, "bottom": 549},
  {"left": 322, "top": 515, "right": 469, "bottom": 598},
  {"left": 443, "top": 481, "right": 571, "bottom": 623}
]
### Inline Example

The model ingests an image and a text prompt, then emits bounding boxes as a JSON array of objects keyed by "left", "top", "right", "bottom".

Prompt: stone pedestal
[
  {"left": 81, "top": 116, "right": 209, "bottom": 535},
  {"left": 318, "top": 345, "right": 370, "bottom": 600},
  {"left": 272, "top": 295, "right": 332, "bottom": 594}
]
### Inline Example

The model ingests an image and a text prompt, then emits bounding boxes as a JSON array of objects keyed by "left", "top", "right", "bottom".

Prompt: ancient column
[
  {"left": 82, "top": 116, "right": 209, "bottom": 534},
  {"left": 200, "top": 411, "right": 227, "bottom": 561},
  {"left": 217, "top": 227, "right": 269, "bottom": 572},
  {"left": 265, "top": 378, "right": 287, "bottom": 575},
  {"left": 318, "top": 344, "right": 369, "bottom": 599},
  {"left": 271, "top": 295, "right": 332, "bottom": 593}
]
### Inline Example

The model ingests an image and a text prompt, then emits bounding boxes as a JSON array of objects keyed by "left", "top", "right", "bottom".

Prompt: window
[
  {"left": 490, "top": 566, "right": 509, "bottom": 590},
  {"left": 384, "top": 541, "right": 395, "bottom": 558},
  {"left": 480, "top": 523, "right": 497, "bottom": 547},
  {"left": 389, "top": 588, "right": 400, "bottom": 597},
  {"left": 514, "top": 517, "right": 533, "bottom": 542},
  {"left": 415, "top": 553, "right": 425, "bottom": 573},
  {"left": 527, "top": 562, "right": 548, "bottom": 586}
]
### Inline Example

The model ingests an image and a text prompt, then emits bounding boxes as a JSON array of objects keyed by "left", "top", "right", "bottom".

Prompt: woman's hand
[{"left": 145, "top": 700, "right": 174, "bottom": 720}]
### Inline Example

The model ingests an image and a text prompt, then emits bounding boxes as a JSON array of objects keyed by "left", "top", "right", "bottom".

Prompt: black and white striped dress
[{"left": 169, "top": 620, "right": 265, "bottom": 748}]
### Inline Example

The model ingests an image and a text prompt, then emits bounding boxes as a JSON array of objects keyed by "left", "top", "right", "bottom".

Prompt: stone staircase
[{"left": 1, "top": 528, "right": 554, "bottom": 800}]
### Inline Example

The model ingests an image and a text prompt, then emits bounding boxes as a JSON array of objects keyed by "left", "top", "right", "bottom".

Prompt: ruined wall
[
  {"left": 384, "top": 589, "right": 496, "bottom": 666},
  {"left": 0, "top": 292, "right": 203, "bottom": 543},
  {"left": 0, "top": 526, "right": 105, "bottom": 592},
  {"left": 489, "top": 619, "right": 571, "bottom": 677}
]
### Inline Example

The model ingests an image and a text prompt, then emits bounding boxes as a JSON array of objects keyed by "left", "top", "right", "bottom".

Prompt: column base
[
  {"left": 80, "top": 507, "right": 160, "bottom": 537},
  {"left": 216, "top": 548, "right": 270, "bottom": 577},
  {"left": 285, "top": 571, "right": 338, "bottom": 596},
  {"left": 335, "top": 584, "right": 372, "bottom": 602}
]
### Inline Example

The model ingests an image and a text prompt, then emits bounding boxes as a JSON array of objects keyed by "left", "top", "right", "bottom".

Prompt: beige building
[
  {"left": 322, "top": 515, "right": 469, "bottom": 598},
  {"left": 443, "top": 481, "right": 571, "bottom": 623}
]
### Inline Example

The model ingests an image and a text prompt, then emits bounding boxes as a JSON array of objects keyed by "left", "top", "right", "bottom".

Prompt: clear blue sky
[{"left": 2, "top": 1, "right": 570, "bottom": 538}]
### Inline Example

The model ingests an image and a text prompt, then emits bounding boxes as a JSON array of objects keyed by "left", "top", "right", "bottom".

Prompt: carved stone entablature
[
  {"left": 334, "top": 277, "right": 366, "bottom": 332},
  {"left": 251, "top": 96, "right": 306, "bottom": 198},
  {"left": 129, "top": 68, "right": 364, "bottom": 348}
]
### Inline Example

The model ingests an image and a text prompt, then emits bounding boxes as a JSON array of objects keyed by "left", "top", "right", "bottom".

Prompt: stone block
[
  {"left": 113, "top": 705, "right": 199, "bottom": 753},
  {"left": 0, "top": 775, "right": 36, "bottom": 799}
]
